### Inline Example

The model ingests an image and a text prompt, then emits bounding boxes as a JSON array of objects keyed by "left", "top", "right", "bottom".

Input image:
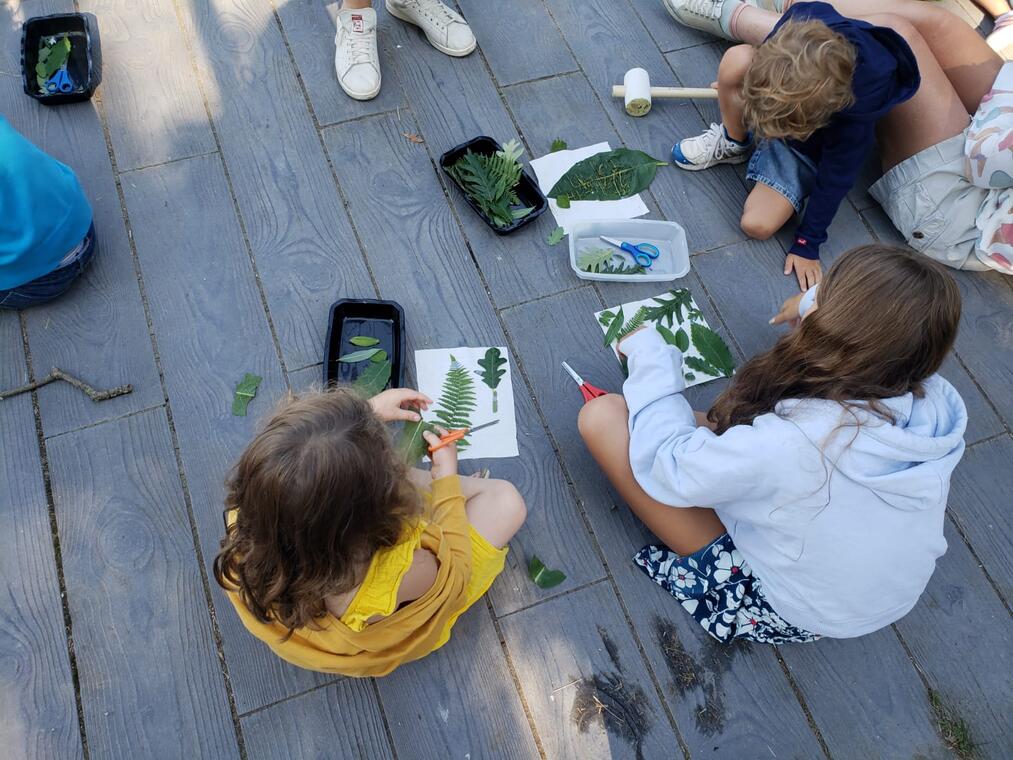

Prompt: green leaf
[
  {"left": 527, "top": 555, "right": 567, "bottom": 589},
  {"left": 548, "top": 148, "right": 667, "bottom": 201},
  {"left": 475, "top": 347, "right": 507, "bottom": 390},
  {"left": 433, "top": 355, "right": 477, "bottom": 450},
  {"left": 597, "top": 310, "right": 616, "bottom": 327},
  {"left": 550, "top": 138, "right": 568, "bottom": 152},
  {"left": 596, "top": 261, "right": 646, "bottom": 275},
  {"left": 556, "top": 195, "right": 571, "bottom": 209},
  {"left": 690, "top": 322, "right": 736, "bottom": 376},
  {"left": 338, "top": 348, "right": 381, "bottom": 363},
  {"left": 615, "top": 307, "right": 649, "bottom": 343},
  {"left": 231, "top": 373, "right": 263, "bottom": 416},
  {"left": 447, "top": 139, "right": 529, "bottom": 229},
  {"left": 656, "top": 324, "right": 689, "bottom": 351},
  {"left": 370, "top": 350, "right": 388, "bottom": 363},
  {"left": 546, "top": 226, "right": 565, "bottom": 246},
  {"left": 353, "top": 359, "right": 392, "bottom": 397},
  {"left": 684, "top": 356, "right": 721, "bottom": 377},
  {"left": 349, "top": 336, "right": 380, "bottom": 347},
  {"left": 576, "top": 247, "right": 616, "bottom": 273},
  {"left": 684, "top": 372, "right": 696, "bottom": 382},
  {"left": 602, "top": 305, "right": 625, "bottom": 347},
  {"left": 642, "top": 289, "right": 693, "bottom": 327},
  {"left": 398, "top": 417, "right": 438, "bottom": 463}
]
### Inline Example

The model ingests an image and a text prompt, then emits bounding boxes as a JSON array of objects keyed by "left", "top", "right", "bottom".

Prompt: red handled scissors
[
  {"left": 428, "top": 419, "right": 500, "bottom": 454},
  {"left": 562, "top": 361, "right": 609, "bottom": 404}
]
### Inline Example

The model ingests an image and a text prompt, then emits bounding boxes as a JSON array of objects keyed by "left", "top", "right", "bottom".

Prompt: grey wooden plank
[
  {"left": 499, "top": 581, "right": 683, "bottom": 760},
  {"left": 895, "top": 520, "right": 1012, "bottom": 759},
  {"left": 692, "top": 239, "right": 1004, "bottom": 444},
  {"left": 179, "top": 0, "right": 377, "bottom": 370},
  {"left": 275, "top": 0, "right": 407, "bottom": 127},
  {"left": 286, "top": 362, "right": 323, "bottom": 392},
  {"left": 502, "top": 287, "right": 823, "bottom": 756},
  {"left": 947, "top": 436, "right": 1013, "bottom": 602},
  {"left": 0, "top": 312, "right": 83, "bottom": 760},
  {"left": 545, "top": 0, "right": 748, "bottom": 251},
  {"left": 457, "top": 0, "right": 576, "bottom": 86},
  {"left": 242, "top": 679, "right": 393, "bottom": 760},
  {"left": 0, "top": 80, "right": 163, "bottom": 438},
  {"left": 664, "top": 41, "right": 727, "bottom": 128},
  {"left": 376, "top": 604, "right": 539, "bottom": 759},
  {"left": 862, "top": 204, "right": 907, "bottom": 247},
  {"left": 45, "top": 408, "right": 238, "bottom": 758},
  {"left": 780, "top": 630, "right": 949, "bottom": 759},
  {"left": 625, "top": 0, "right": 713, "bottom": 52},
  {"left": 77, "top": 0, "right": 216, "bottom": 171},
  {"left": 322, "top": 112, "right": 606, "bottom": 615},
  {"left": 949, "top": 270, "right": 1013, "bottom": 427},
  {"left": 120, "top": 154, "right": 327, "bottom": 713}
]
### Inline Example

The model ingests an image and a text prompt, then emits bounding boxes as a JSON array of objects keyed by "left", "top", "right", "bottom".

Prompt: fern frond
[
  {"left": 615, "top": 307, "right": 649, "bottom": 342},
  {"left": 449, "top": 141, "right": 528, "bottom": 229},
  {"left": 433, "top": 355, "right": 477, "bottom": 449}
]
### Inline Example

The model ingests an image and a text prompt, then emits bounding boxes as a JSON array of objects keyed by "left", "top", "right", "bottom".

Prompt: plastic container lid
[{"left": 569, "top": 218, "right": 690, "bottom": 282}]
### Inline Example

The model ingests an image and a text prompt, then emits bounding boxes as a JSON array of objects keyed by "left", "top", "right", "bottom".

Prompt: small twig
[{"left": 0, "top": 368, "right": 133, "bottom": 403}]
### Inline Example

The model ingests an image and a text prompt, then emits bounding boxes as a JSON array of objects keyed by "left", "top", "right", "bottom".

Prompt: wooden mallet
[{"left": 612, "top": 67, "right": 718, "bottom": 117}]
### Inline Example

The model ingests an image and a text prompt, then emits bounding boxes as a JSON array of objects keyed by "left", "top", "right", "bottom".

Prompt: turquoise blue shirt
[{"left": 0, "top": 116, "right": 93, "bottom": 290}]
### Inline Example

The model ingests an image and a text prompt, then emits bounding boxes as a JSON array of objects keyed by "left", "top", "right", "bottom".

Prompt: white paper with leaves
[
  {"left": 414, "top": 347, "right": 519, "bottom": 460},
  {"left": 595, "top": 289, "right": 736, "bottom": 388}
]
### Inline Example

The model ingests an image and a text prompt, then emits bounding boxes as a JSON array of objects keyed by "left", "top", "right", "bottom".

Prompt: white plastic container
[{"left": 569, "top": 219, "right": 690, "bottom": 282}]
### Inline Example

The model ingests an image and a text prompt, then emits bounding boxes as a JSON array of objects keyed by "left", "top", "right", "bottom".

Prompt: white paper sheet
[
  {"left": 595, "top": 289, "right": 736, "bottom": 388},
  {"left": 529, "top": 142, "right": 650, "bottom": 234},
  {"left": 414, "top": 347, "right": 519, "bottom": 460}
]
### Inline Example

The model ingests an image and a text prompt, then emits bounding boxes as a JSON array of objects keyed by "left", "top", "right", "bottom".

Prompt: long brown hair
[
  {"left": 708, "top": 245, "right": 961, "bottom": 434},
  {"left": 213, "top": 388, "right": 420, "bottom": 634}
]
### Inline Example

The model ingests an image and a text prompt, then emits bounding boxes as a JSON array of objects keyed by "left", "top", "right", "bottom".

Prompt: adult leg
[{"left": 578, "top": 394, "right": 726, "bottom": 556}]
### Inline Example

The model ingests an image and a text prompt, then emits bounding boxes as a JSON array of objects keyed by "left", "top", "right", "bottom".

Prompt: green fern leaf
[
  {"left": 615, "top": 307, "right": 649, "bottom": 343},
  {"left": 684, "top": 355, "right": 721, "bottom": 377},
  {"left": 433, "top": 355, "right": 478, "bottom": 449},
  {"left": 642, "top": 289, "right": 694, "bottom": 327},
  {"left": 577, "top": 247, "right": 616, "bottom": 273}
]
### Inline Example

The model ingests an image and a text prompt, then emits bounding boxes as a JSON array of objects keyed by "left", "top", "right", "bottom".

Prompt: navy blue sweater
[{"left": 771, "top": 3, "right": 920, "bottom": 260}]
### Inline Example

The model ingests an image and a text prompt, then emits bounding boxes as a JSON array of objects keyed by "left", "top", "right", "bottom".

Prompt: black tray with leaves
[
  {"left": 324, "top": 299, "right": 406, "bottom": 395},
  {"left": 21, "top": 13, "right": 102, "bottom": 105},
  {"left": 440, "top": 136, "right": 547, "bottom": 235}
]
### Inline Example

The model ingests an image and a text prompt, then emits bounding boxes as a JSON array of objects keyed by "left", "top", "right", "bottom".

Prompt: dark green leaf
[
  {"left": 615, "top": 307, "right": 649, "bottom": 343},
  {"left": 398, "top": 417, "right": 438, "bottom": 463},
  {"left": 656, "top": 324, "right": 689, "bottom": 351},
  {"left": 370, "top": 350, "right": 388, "bottom": 363},
  {"left": 602, "top": 306, "right": 625, "bottom": 347},
  {"left": 690, "top": 322, "right": 736, "bottom": 376},
  {"left": 642, "top": 289, "right": 693, "bottom": 327},
  {"left": 433, "top": 355, "right": 477, "bottom": 449},
  {"left": 231, "top": 373, "right": 263, "bottom": 416},
  {"left": 674, "top": 328, "right": 690, "bottom": 352},
  {"left": 527, "top": 555, "right": 567, "bottom": 589},
  {"left": 349, "top": 335, "right": 380, "bottom": 347},
  {"left": 550, "top": 138, "right": 568, "bottom": 152},
  {"left": 548, "top": 148, "right": 667, "bottom": 201},
  {"left": 338, "top": 348, "right": 381, "bottom": 363},
  {"left": 596, "top": 261, "right": 646, "bottom": 275},
  {"left": 475, "top": 347, "right": 507, "bottom": 390},
  {"left": 353, "top": 359, "right": 392, "bottom": 397},
  {"left": 448, "top": 140, "right": 528, "bottom": 229},
  {"left": 684, "top": 355, "right": 721, "bottom": 377},
  {"left": 546, "top": 226, "right": 565, "bottom": 246},
  {"left": 597, "top": 310, "right": 616, "bottom": 327},
  {"left": 556, "top": 195, "right": 571, "bottom": 209},
  {"left": 576, "top": 247, "right": 615, "bottom": 273},
  {"left": 684, "top": 372, "right": 696, "bottom": 382}
]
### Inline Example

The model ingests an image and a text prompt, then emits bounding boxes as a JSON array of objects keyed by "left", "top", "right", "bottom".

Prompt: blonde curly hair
[{"left": 742, "top": 20, "right": 857, "bottom": 141}]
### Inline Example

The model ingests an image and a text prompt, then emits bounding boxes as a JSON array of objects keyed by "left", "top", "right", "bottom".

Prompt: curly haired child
[{"left": 214, "top": 386, "right": 526, "bottom": 676}]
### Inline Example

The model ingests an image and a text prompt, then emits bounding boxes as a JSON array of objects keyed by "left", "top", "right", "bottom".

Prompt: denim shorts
[
  {"left": 746, "top": 139, "right": 817, "bottom": 213},
  {"left": 0, "top": 223, "right": 97, "bottom": 310}
]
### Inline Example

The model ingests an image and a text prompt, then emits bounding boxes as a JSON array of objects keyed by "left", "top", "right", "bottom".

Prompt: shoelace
[
  {"left": 403, "top": 0, "right": 459, "bottom": 25},
  {"left": 697, "top": 123, "right": 742, "bottom": 163},
  {"left": 682, "top": 0, "right": 721, "bottom": 20},
  {"left": 346, "top": 27, "right": 374, "bottom": 64}
]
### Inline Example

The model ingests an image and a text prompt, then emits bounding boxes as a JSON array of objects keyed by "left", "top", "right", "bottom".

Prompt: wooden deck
[{"left": 2, "top": 0, "right": 1010, "bottom": 758}]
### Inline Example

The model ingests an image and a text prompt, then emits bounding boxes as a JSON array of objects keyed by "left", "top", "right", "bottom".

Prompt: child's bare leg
[
  {"left": 740, "top": 183, "right": 796, "bottom": 240},
  {"left": 578, "top": 394, "right": 726, "bottom": 556},
  {"left": 717, "top": 44, "right": 754, "bottom": 141}
]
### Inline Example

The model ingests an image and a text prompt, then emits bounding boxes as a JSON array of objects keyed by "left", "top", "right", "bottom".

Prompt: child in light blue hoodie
[{"left": 578, "top": 245, "right": 966, "bottom": 643}]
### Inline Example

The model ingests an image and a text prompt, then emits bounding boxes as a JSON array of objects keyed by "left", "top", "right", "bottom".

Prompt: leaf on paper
[
  {"left": 476, "top": 348, "right": 507, "bottom": 390},
  {"left": 349, "top": 336, "right": 380, "bottom": 347},
  {"left": 597, "top": 310, "right": 616, "bottom": 327},
  {"left": 550, "top": 138, "right": 568, "bottom": 152},
  {"left": 684, "top": 356, "right": 721, "bottom": 377},
  {"left": 548, "top": 148, "right": 667, "bottom": 201},
  {"left": 690, "top": 323, "right": 736, "bottom": 376},
  {"left": 684, "top": 372, "right": 696, "bottom": 382},
  {"left": 547, "top": 226, "right": 565, "bottom": 245},
  {"left": 602, "top": 305, "right": 625, "bottom": 347},
  {"left": 353, "top": 360, "right": 392, "bottom": 397},
  {"left": 398, "top": 417, "right": 438, "bottom": 463},
  {"left": 232, "top": 373, "right": 263, "bottom": 416},
  {"left": 401, "top": 132, "right": 425, "bottom": 144},
  {"left": 656, "top": 324, "right": 688, "bottom": 351},
  {"left": 642, "top": 289, "right": 694, "bottom": 327},
  {"left": 615, "top": 307, "right": 649, "bottom": 343},
  {"left": 433, "top": 355, "right": 477, "bottom": 449},
  {"left": 528, "top": 555, "right": 567, "bottom": 588},
  {"left": 338, "top": 348, "right": 381, "bottom": 363}
]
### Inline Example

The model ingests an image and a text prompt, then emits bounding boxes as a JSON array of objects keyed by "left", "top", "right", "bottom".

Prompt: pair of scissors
[
  {"left": 428, "top": 419, "right": 500, "bottom": 453},
  {"left": 600, "top": 236, "right": 660, "bottom": 268},
  {"left": 45, "top": 67, "right": 74, "bottom": 94},
  {"left": 561, "top": 361, "right": 609, "bottom": 404}
]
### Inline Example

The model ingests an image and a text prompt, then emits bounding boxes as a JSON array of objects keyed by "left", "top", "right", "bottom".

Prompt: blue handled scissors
[
  {"left": 45, "top": 68, "right": 74, "bottom": 94},
  {"left": 600, "top": 236, "right": 660, "bottom": 268}
]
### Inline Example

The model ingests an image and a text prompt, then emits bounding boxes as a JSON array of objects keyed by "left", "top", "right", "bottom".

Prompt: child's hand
[
  {"left": 369, "top": 388, "right": 433, "bottom": 423},
  {"left": 423, "top": 428, "right": 458, "bottom": 480},
  {"left": 769, "top": 292, "right": 804, "bottom": 329},
  {"left": 784, "top": 254, "right": 822, "bottom": 291}
]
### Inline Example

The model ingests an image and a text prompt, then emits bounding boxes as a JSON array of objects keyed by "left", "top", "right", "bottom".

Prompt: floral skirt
[{"left": 633, "top": 534, "right": 819, "bottom": 644}]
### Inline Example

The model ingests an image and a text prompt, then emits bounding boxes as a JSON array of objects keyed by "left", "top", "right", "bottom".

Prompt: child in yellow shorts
[{"left": 214, "top": 386, "right": 526, "bottom": 677}]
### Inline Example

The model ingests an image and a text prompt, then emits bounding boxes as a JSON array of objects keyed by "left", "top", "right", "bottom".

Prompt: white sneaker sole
[
  {"left": 673, "top": 153, "right": 750, "bottom": 171},
  {"left": 338, "top": 77, "right": 382, "bottom": 101},
  {"left": 385, "top": 0, "right": 477, "bottom": 57}
]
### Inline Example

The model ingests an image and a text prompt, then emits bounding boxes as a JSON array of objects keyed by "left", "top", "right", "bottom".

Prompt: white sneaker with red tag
[
  {"left": 386, "top": 0, "right": 476, "bottom": 57},
  {"left": 335, "top": 7, "right": 381, "bottom": 100}
]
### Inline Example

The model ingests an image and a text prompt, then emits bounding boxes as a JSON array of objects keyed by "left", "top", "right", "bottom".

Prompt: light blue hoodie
[{"left": 620, "top": 328, "right": 967, "bottom": 638}]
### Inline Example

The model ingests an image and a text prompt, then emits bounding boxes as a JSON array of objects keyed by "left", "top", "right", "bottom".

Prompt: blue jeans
[
  {"left": 745, "top": 139, "right": 817, "bottom": 213},
  {"left": 0, "top": 224, "right": 97, "bottom": 310}
]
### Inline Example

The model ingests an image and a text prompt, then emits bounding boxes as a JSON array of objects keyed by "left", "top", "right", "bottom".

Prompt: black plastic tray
[
  {"left": 323, "top": 299, "right": 406, "bottom": 391},
  {"left": 21, "top": 13, "right": 102, "bottom": 105},
  {"left": 439, "top": 136, "right": 547, "bottom": 235}
]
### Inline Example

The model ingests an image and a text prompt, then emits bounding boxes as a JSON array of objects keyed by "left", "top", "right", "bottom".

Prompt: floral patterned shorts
[{"left": 633, "top": 534, "right": 819, "bottom": 645}]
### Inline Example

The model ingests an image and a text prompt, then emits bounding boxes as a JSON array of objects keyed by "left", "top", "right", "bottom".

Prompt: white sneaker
[
  {"left": 987, "top": 13, "right": 1013, "bottom": 60},
  {"left": 661, "top": 0, "right": 738, "bottom": 40},
  {"left": 672, "top": 123, "right": 752, "bottom": 171},
  {"left": 386, "top": 0, "right": 476, "bottom": 57},
  {"left": 335, "top": 8, "right": 381, "bottom": 100}
]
